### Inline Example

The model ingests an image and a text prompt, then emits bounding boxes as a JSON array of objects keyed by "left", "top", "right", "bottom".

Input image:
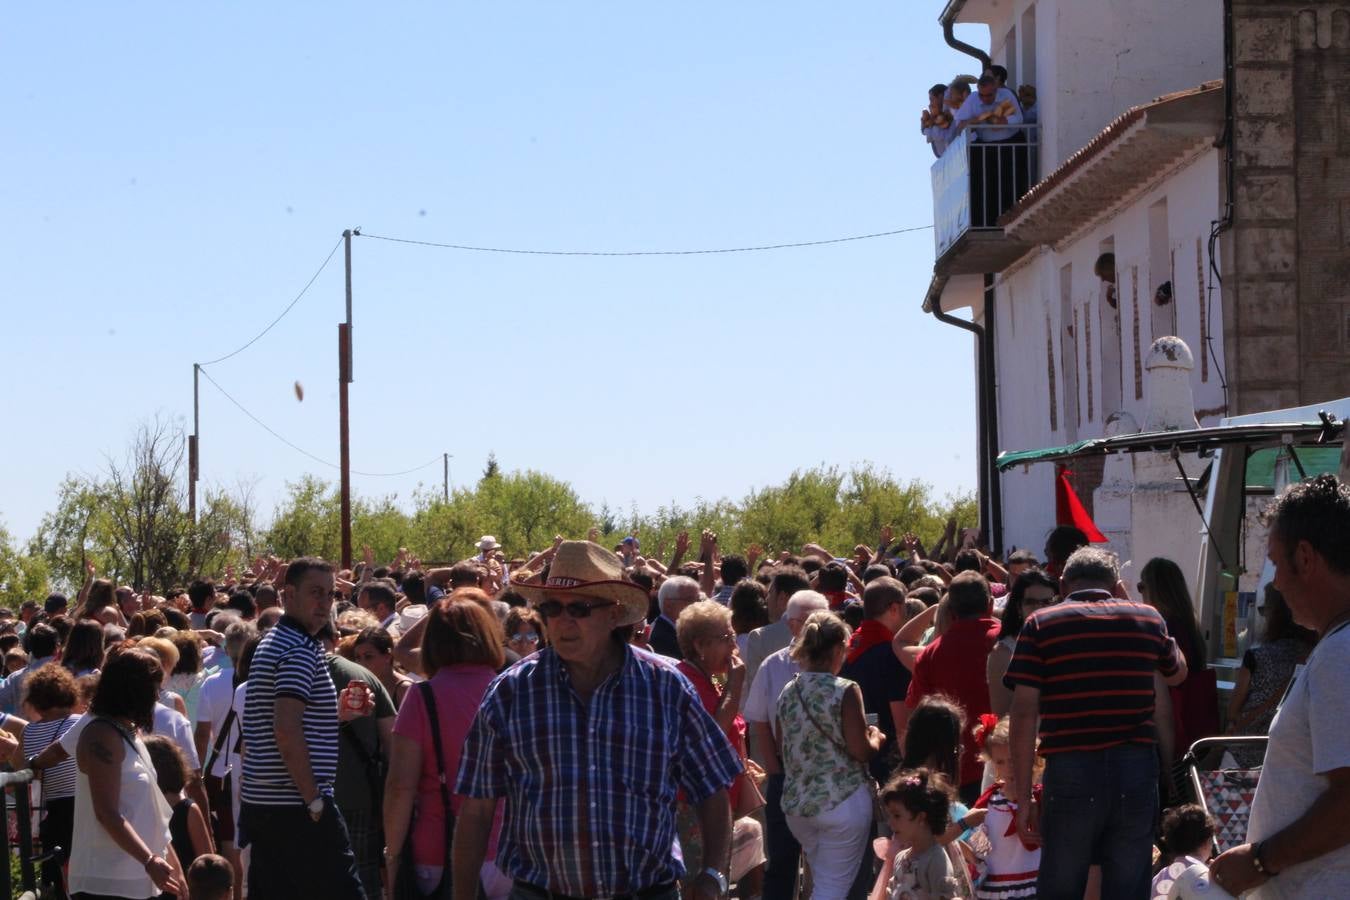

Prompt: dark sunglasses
[{"left": 536, "top": 599, "right": 618, "bottom": 620}]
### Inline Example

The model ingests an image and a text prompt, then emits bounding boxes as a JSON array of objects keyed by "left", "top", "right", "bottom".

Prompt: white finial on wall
[{"left": 1143, "top": 336, "right": 1199, "bottom": 432}]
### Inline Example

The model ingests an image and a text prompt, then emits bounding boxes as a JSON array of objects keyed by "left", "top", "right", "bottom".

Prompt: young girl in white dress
[{"left": 966, "top": 716, "right": 1041, "bottom": 899}]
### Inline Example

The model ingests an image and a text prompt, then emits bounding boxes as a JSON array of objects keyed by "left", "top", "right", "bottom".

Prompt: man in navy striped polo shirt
[
  {"left": 1005, "top": 546, "right": 1187, "bottom": 900},
  {"left": 239, "top": 557, "right": 365, "bottom": 899}
]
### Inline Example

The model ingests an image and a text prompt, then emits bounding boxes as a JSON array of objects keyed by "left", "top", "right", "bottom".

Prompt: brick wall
[{"left": 1228, "top": 3, "right": 1350, "bottom": 413}]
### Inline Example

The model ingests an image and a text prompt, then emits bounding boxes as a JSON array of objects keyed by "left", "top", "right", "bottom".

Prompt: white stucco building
[{"left": 923, "top": 0, "right": 1230, "bottom": 572}]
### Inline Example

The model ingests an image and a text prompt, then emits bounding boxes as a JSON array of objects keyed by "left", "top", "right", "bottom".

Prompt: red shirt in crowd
[{"left": 905, "top": 615, "right": 1001, "bottom": 787}]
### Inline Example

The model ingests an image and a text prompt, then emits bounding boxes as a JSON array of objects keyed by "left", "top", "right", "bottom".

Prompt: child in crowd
[
  {"left": 871, "top": 697, "right": 986, "bottom": 900},
  {"left": 188, "top": 853, "right": 235, "bottom": 900},
  {"left": 4, "top": 649, "right": 27, "bottom": 675},
  {"left": 144, "top": 734, "right": 214, "bottom": 869},
  {"left": 883, "top": 768, "right": 973, "bottom": 899},
  {"left": 1151, "top": 804, "right": 1220, "bottom": 900},
  {"left": 74, "top": 672, "right": 99, "bottom": 714},
  {"left": 966, "top": 715, "right": 1041, "bottom": 898}
]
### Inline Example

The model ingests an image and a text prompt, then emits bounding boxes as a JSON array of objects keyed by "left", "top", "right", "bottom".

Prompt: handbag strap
[
  {"left": 788, "top": 677, "right": 850, "bottom": 756},
  {"left": 418, "top": 681, "right": 456, "bottom": 856},
  {"left": 204, "top": 708, "right": 236, "bottom": 776}
]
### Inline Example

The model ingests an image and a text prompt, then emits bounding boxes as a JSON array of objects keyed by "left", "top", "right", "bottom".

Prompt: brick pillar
[{"left": 1228, "top": 3, "right": 1350, "bottom": 413}]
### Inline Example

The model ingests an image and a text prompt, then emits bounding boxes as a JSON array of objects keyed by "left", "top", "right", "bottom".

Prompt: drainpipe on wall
[
  {"left": 934, "top": 2, "right": 1003, "bottom": 554},
  {"left": 981, "top": 274, "right": 1003, "bottom": 556},
  {"left": 940, "top": 1, "right": 991, "bottom": 70},
  {"left": 923, "top": 276, "right": 999, "bottom": 555}
]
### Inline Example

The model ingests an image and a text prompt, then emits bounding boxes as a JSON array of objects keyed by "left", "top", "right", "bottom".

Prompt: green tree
[
  {"left": 471, "top": 470, "right": 592, "bottom": 556},
  {"left": 0, "top": 524, "right": 50, "bottom": 608},
  {"left": 262, "top": 476, "right": 342, "bottom": 562},
  {"left": 30, "top": 476, "right": 119, "bottom": 592}
]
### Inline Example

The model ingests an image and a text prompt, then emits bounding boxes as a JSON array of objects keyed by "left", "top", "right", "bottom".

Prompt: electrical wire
[
  {"left": 197, "top": 367, "right": 442, "bottom": 477},
  {"left": 357, "top": 224, "right": 932, "bottom": 257},
  {"left": 198, "top": 236, "right": 344, "bottom": 367}
]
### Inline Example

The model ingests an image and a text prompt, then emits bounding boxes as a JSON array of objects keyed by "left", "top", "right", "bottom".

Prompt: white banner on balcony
[{"left": 932, "top": 130, "right": 970, "bottom": 259}]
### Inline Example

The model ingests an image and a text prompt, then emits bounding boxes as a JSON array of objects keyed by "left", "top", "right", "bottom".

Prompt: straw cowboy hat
[
  {"left": 511, "top": 540, "right": 649, "bottom": 627},
  {"left": 477, "top": 535, "right": 502, "bottom": 552}
]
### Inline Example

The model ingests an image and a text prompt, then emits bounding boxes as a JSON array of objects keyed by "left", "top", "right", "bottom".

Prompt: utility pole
[
  {"left": 189, "top": 363, "right": 200, "bottom": 523},
  {"left": 443, "top": 452, "right": 451, "bottom": 502},
  {"left": 339, "top": 229, "right": 354, "bottom": 570}
]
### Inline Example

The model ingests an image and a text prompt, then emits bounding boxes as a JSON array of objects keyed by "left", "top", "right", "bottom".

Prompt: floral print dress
[{"left": 775, "top": 672, "right": 867, "bottom": 817}]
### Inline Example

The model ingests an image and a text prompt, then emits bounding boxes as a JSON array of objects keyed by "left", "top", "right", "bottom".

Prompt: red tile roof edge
[{"left": 999, "top": 80, "right": 1224, "bottom": 226}]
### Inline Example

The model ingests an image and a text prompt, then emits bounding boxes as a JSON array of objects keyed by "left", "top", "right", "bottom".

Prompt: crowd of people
[{"left": 0, "top": 474, "right": 1348, "bottom": 899}]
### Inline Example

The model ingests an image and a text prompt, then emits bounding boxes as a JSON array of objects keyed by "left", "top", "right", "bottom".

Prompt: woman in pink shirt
[{"left": 384, "top": 596, "right": 507, "bottom": 899}]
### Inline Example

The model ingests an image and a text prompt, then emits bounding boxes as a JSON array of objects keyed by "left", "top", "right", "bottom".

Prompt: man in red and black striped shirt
[{"left": 1005, "top": 546, "right": 1187, "bottom": 900}]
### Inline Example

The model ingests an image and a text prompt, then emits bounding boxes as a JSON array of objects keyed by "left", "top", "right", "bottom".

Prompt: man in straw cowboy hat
[{"left": 453, "top": 540, "right": 743, "bottom": 900}]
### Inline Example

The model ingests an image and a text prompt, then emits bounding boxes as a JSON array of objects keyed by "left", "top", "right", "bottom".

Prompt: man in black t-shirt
[{"left": 319, "top": 623, "right": 395, "bottom": 900}]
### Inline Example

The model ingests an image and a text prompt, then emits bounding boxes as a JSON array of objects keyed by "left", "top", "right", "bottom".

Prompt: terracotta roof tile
[{"left": 1000, "top": 80, "right": 1223, "bottom": 226}]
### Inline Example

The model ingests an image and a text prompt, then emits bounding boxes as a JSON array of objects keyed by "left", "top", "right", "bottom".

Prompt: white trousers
[{"left": 784, "top": 782, "right": 874, "bottom": 900}]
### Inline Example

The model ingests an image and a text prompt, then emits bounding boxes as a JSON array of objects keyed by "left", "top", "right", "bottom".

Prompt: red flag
[{"left": 1056, "top": 469, "right": 1108, "bottom": 542}]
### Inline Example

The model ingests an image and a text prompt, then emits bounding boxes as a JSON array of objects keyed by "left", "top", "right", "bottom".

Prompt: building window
[
  {"left": 1096, "top": 239, "right": 1123, "bottom": 415},
  {"left": 1059, "top": 263, "right": 1080, "bottom": 441},
  {"left": 1148, "top": 198, "right": 1176, "bottom": 341}
]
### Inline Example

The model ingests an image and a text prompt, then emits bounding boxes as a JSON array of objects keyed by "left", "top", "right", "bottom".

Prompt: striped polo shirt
[
  {"left": 240, "top": 615, "right": 339, "bottom": 805},
  {"left": 23, "top": 714, "right": 81, "bottom": 800},
  {"left": 1004, "top": 590, "right": 1181, "bottom": 755}
]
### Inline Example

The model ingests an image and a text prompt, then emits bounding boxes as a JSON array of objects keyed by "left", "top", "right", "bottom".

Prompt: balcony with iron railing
[{"left": 931, "top": 123, "right": 1038, "bottom": 275}]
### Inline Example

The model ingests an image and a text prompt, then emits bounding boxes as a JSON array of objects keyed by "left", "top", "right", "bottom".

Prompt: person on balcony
[
  {"left": 955, "top": 74, "right": 1026, "bottom": 227},
  {"left": 921, "top": 82, "right": 954, "bottom": 158}
]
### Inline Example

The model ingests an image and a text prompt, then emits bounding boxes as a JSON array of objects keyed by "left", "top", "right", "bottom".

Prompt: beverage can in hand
[{"left": 344, "top": 680, "right": 368, "bottom": 711}]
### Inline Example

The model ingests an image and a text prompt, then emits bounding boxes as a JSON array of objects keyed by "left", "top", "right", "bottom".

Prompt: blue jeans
[
  {"left": 1037, "top": 743, "right": 1158, "bottom": 900},
  {"left": 763, "top": 772, "right": 802, "bottom": 900}
]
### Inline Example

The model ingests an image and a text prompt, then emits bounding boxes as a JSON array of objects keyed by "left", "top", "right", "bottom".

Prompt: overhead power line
[
  {"left": 357, "top": 224, "right": 932, "bottom": 257},
  {"left": 197, "top": 367, "right": 442, "bottom": 478},
  {"left": 198, "top": 236, "right": 345, "bottom": 367}
]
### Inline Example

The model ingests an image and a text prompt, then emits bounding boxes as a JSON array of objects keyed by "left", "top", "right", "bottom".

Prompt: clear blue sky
[{"left": 1, "top": 3, "right": 986, "bottom": 543}]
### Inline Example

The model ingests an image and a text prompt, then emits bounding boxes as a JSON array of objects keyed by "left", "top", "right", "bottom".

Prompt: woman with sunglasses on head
[
  {"left": 673, "top": 601, "right": 766, "bottom": 900},
  {"left": 985, "top": 568, "right": 1059, "bottom": 718},
  {"left": 384, "top": 595, "right": 511, "bottom": 900},
  {"left": 504, "top": 607, "right": 546, "bottom": 657}
]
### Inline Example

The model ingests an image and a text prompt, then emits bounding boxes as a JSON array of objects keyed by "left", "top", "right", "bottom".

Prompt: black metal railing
[
  {"left": 932, "top": 124, "right": 1039, "bottom": 257},
  {"left": 0, "top": 769, "right": 39, "bottom": 899}
]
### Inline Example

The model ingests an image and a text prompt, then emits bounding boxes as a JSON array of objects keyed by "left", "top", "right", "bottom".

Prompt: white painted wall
[
  {"left": 954, "top": 0, "right": 1223, "bottom": 173},
  {"left": 993, "top": 149, "right": 1227, "bottom": 555}
]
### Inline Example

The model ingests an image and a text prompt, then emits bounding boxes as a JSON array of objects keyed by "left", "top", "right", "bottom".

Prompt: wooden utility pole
[
  {"left": 443, "top": 452, "right": 450, "bottom": 502},
  {"left": 339, "top": 229, "right": 354, "bottom": 569},
  {"left": 189, "top": 363, "right": 200, "bottom": 523}
]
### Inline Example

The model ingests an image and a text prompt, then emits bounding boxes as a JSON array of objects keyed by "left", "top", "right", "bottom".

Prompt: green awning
[
  {"left": 996, "top": 420, "right": 1343, "bottom": 472},
  {"left": 1244, "top": 447, "right": 1344, "bottom": 490},
  {"left": 995, "top": 440, "right": 1097, "bottom": 469}
]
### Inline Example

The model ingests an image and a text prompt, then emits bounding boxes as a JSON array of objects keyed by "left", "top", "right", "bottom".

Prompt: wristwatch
[
  {"left": 700, "top": 868, "right": 729, "bottom": 896},
  {"left": 1252, "top": 841, "right": 1278, "bottom": 876},
  {"left": 307, "top": 797, "right": 325, "bottom": 822}
]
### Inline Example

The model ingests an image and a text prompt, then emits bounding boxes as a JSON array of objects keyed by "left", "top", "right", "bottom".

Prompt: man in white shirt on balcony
[
  {"left": 955, "top": 73, "right": 1027, "bottom": 227},
  {"left": 954, "top": 73, "right": 1023, "bottom": 142}
]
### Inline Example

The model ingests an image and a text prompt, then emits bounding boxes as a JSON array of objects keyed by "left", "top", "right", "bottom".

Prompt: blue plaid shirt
[{"left": 456, "top": 645, "right": 743, "bottom": 896}]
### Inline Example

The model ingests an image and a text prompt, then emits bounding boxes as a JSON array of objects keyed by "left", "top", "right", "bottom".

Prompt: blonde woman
[
  {"left": 675, "top": 600, "right": 766, "bottom": 898},
  {"left": 775, "top": 606, "right": 885, "bottom": 900}
]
